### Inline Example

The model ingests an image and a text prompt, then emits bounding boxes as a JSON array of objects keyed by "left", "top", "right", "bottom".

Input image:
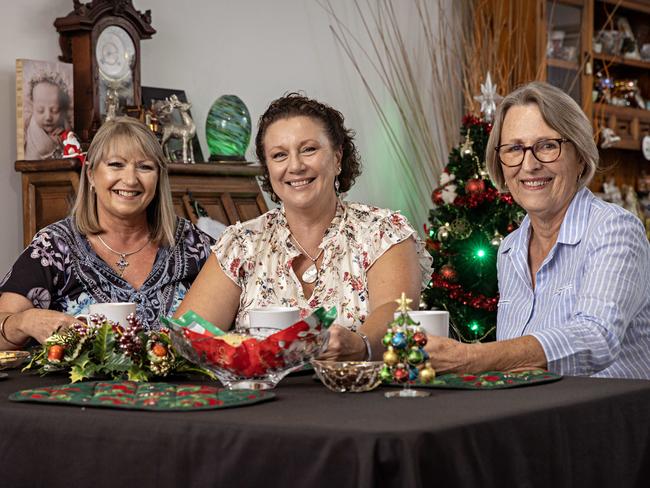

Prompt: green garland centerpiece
[{"left": 25, "top": 314, "right": 213, "bottom": 383}]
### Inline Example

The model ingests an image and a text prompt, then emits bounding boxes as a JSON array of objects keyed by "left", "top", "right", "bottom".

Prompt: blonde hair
[
  {"left": 486, "top": 81, "right": 598, "bottom": 192},
  {"left": 72, "top": 117, "right": 177, "bottom": 246}
]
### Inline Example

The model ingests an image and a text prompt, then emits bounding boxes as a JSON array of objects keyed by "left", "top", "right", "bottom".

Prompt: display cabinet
[{"left": 529, "top": 0, "right": 650, "bottom": 191}]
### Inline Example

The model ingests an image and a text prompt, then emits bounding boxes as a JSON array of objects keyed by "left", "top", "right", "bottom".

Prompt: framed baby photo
[
  {"left": 16, "top": 59, "right": 74, "bottom": 161},
  {"left": 141, "top": 86, "right": 204, "bottom": 163}
]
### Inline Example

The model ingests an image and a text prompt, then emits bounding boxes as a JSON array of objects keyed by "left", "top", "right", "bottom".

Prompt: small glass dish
[
  {"left": 312, "top": 360, "right": 383, "bottom": 393},
  {"left": 0, "top": 350, "right": 30, "bottom": 370},
  {"left": 170, "top": 326, "right": 329, "bottom": 390}
]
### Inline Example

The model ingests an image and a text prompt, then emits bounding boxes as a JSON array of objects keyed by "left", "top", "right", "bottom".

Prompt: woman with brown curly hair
[{"left": 177, "top": 93, "right": 431, "bottom": 361}]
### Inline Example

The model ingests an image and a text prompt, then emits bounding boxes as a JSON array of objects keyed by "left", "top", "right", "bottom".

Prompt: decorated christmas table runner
[
  {"left": 9, "top": 380, "right": 275, "bottom": 411},
  {"left": 390, "top": 370, "right": 562, "bottom": 390}
]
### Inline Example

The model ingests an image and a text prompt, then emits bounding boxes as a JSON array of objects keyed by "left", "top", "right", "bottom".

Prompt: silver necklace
[
  {"left": 96, "top": 235, "right": 151, "bottom": 277},
  {"left": 291, "top": 236, "right": 324, "bottom": 284}
]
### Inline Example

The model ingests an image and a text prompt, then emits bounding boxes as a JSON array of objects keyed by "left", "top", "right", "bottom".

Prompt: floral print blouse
[
  {"left": 213, "top": 201, "right": 432, "bottom": 330},
  {"left": 0, "top": 217, "right": 213, "bottom": 330}
]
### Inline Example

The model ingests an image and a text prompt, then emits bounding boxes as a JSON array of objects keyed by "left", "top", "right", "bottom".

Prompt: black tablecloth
[{"left": 1, "top": 370, "right": 650, "bottom": 488}]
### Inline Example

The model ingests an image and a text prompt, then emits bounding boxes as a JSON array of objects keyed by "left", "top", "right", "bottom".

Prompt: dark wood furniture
[{"left": 14, "top": 160, "right": 268, "bottom": 247}]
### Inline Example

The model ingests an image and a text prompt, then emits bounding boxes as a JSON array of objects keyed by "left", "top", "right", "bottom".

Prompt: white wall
[{"left": 0, "top": 1, "right": 449, "bottom": 273}]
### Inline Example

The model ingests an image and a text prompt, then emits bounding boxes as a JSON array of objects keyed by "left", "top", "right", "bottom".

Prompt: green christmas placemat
[
  {"left": 390, "top": 370, "right": 562, "bottom": 390},
  {"left": 9, "top": 380, "right": 275, "bottom": 411}
]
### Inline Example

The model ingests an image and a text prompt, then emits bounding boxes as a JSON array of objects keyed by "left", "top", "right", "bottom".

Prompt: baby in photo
[{"left": 24, "top": 72, "right": 71, "bottom": 160}]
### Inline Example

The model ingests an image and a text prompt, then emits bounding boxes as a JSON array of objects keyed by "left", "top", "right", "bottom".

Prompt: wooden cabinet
[
  {"left": 523, "top": 0, "right": 650, "bottom": 190},
  {"left": 14, "top": 160, "right": 268, "bottom": 247}
]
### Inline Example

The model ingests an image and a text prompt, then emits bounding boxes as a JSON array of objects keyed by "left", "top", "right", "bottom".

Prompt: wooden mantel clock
[{"left": 54, "top": 0, "right": 156, "bottom": 142}]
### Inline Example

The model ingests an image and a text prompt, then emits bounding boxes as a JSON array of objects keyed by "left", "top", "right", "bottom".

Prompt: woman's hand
[
  {"left": 424, "top": 335, "right": 474, "bottom": 374},
  {"left": 14, "top": 309, "right": 85, "bottom": 344},
  {"left": 317, "top": 324, "right": 366, "bottom": 361}
]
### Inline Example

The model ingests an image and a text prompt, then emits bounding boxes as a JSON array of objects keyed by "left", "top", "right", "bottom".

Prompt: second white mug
[
  {"left": 248, "top": 306, "right": 300, "bottom": 330},
  {"left": 395, "top": 310, "right": 449, "bottom": 337},
  {"left": 78, "top": 302, "right": 136, "bottom": 326}
]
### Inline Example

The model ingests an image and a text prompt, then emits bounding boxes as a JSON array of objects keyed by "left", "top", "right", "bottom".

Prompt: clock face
[{"left": 95, "top": 25, "right": 135, "bottom": 81}]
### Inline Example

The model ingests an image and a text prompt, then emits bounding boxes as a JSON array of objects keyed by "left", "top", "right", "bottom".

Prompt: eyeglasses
[{"left": 495, "top": 138, "right": 570, "bottom": 167}]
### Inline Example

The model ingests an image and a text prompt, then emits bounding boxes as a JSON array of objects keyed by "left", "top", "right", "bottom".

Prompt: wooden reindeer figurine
[{"left": 158, "top": 94, "right": 196, "bottom": 164}]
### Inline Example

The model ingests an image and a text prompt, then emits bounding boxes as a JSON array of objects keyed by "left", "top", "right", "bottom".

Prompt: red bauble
[
  {"left": 440, "top": 264, "right": 457, "bottom": 282},
  {"left": 432, "top": 189, "right": 444, "bottom": 205},
  {"left": 413, "top": 331, "right": 428, "bottom": 347},
  {"left": 393, "top": 367, "right": 409, "bottom": 383},
  {"left": 506, "top": 223, "right": 515, "bottom": 233},
  {"left": 426, "top": 239, "right": 441, "bottom": 252},
  {"left": 465, "top": 178, "right": 485, "bottom": 194}
]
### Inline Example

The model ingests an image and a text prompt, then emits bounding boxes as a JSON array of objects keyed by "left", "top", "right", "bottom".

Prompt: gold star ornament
[{"left": 395, "top": 293, "right": 413, "bottom": 314}]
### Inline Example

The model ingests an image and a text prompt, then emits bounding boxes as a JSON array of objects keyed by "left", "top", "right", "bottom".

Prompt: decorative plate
[
  {"left": 391, "top": 370, "right": 562, "bottom": 390},
  {"left": 9, "top": 380, "right": 275, "bottom": 411}
]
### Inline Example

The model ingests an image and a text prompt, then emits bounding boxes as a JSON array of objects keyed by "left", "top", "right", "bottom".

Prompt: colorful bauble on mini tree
[{"left": 381, "top": 294, "right": 436, "bottom": 398}]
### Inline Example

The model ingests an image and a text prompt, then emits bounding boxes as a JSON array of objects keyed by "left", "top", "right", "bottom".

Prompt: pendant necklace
[
  {"left": 290, "top": 236, "right": 324, "bottom": 284},
  {"left": 96, "top": 235, "right": 151, "bottom": 277}
]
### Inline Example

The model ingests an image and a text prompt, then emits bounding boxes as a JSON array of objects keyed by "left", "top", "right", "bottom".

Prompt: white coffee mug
[
  {"left": 395, "top": 310, "right": 449, "bottom": 337},
  {"left": 77, "top": 302, "right": 136, "bottom": 326},
  {"left": 248, "top": 306, "right": 300, "bottom": 330}
]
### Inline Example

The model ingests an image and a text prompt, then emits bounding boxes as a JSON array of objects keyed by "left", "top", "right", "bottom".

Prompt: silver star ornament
[{"left": 474, "top": 72, "right": 503, "bottom": 122}]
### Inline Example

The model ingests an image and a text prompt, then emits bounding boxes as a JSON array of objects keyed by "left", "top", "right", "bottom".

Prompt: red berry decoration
[
  {"left": 440, "top": 264, "right": 457, "bottom": 282},
  {"left": 465, "top": 178, "right": 485, "bottom": 194},
  {"left": 47, "top": 344, "right": 65, "bottom": 362},
  {"left": 152, "top": 343, "right": 168, "bottom": 358}
]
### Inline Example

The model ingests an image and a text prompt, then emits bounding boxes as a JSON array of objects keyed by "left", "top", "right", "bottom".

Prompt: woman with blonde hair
[
  {"left": 0, "top": 117, "right": 212, "bottom": 349},
  {"left": 424, "top": 81, "right": 650, "bottom": 379}
]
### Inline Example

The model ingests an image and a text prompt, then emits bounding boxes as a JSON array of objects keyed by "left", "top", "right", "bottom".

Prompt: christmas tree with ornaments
[{"left": 423, "top": 76, "right": 524, "bottom": 342}]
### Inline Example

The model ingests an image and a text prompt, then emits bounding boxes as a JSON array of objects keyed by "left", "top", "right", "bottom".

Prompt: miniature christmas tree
[
  {"left": 381, "top": 294, "right": 436, "bottom": 397},
  {"left": 422, "top": 77, "right": 524, "bottom": 342}
]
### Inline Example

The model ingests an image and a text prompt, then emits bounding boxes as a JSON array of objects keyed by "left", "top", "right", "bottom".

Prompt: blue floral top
[{"left": 0, "top": 217, "right": 213, "bottom": 329}]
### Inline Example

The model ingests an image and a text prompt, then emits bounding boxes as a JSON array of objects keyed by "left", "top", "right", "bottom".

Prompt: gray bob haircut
[
  {"left": 72, "top": 116, "right": 177, "bottom": 247},
  {"left": 486, "top": 81, "right": 598, "bottom": 192}
]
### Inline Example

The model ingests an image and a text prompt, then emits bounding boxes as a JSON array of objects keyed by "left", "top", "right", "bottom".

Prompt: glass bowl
[
  {"left": 312, "top": 360, "right": 383, "bottom": 393},
  {"left": 0, "top": 350, "right": 30, "bottom": 370},
  {"left": 170, "top": 326, "right": 329, "bottom": 390}
]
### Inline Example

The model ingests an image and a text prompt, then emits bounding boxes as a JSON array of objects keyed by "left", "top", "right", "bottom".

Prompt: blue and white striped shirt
[{"left": 496, "top": 187, "right": 650, "bottom": 379}]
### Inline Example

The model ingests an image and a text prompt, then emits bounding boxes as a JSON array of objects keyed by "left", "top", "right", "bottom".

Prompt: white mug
[
  {"left": 77, "top": 302, "right": 136, "bottom": 326},
  {"left": 248, "top": 306, "right": 300, "bottom": 330},
  {"left": 395, "top": 310, "right": 449, "bottom": 337}
]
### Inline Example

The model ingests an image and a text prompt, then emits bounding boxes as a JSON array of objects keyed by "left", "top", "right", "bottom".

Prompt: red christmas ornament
[
  {"left": 393, "top": 367, "right": 409, "bottom": 383},
  {"left": 465, "top": 178, "right": 485, "bottom": 194},
  {"left": 413, "top": 331, "right": 428, "bottom": 347},
  {"left": 506, "top": 223, "right": 516, "bottom": 233},
  {"left": 426, "top": 239, "right": 441, "bottom": 252},
  {"left": 431, "top": 188, "right": 444, "bottom": 205},
  {"left": 440, "top": 264, "right": 457, "bottom": 282}
]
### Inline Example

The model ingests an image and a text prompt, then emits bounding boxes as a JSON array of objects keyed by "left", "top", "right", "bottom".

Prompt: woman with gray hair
[
  {"left": 424, "top": 81, "right": 650, "bottom": 379},
  {"left": 0, "top": 117, "right": 213, "bottom": 349}
]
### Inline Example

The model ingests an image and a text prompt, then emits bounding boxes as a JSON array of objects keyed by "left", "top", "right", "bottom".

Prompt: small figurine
[
  {"left": 157, "top": 94, "right": 196, "bottom": 164},
  {"left": 104, "top": 87, "right": 120, "bottom": 122},
  {"left": 60, "top": 130, "right": 86, "bottom": 164}
]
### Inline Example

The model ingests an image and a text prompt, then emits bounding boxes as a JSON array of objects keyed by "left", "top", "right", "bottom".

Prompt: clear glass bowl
[
  {"left": 170, "top": 326, "right": 329, "bottom": 390},
  {"left": 0, "top": 350, "right": 30, "bottom": 370},
  {"left": 312, "top": 360, "right": 383, "bottom": 393}
]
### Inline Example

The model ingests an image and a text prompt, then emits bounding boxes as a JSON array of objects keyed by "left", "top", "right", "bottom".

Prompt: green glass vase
[{"left": 205, "top": 95, "right": 251, "bottom": 161}]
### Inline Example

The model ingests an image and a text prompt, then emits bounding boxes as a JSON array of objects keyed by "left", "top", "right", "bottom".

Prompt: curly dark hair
[{"left": 255, "top": 93, "right": 362, "bottom": 203}]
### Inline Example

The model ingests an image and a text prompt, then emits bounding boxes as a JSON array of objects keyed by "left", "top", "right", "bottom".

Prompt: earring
[{"left": 334, "top": 177, "right": 340, "bottom": 194}]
